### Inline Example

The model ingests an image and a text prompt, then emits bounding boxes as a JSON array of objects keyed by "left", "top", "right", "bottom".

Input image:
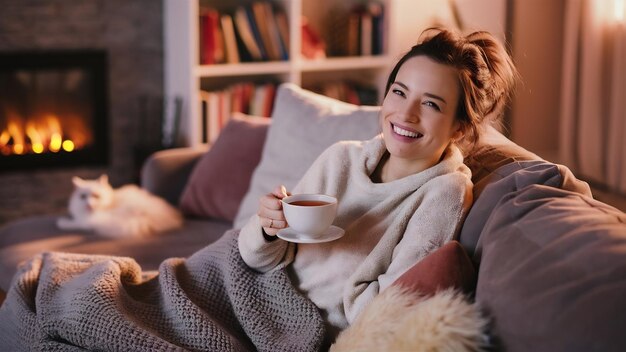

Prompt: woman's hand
[{"left": 258, "top": 185, "right": 290, "bottom": 237}]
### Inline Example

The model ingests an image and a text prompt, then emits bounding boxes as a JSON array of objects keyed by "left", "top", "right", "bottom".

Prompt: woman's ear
[
  {"left": 451, "top": 121, "right": 465, "bottom": 142},
  {"left": 452, "top": 129, "right": 464, "bottom": 142}
]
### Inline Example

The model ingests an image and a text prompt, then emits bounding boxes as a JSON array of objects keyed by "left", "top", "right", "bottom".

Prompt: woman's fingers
[
  {"left": 258, "top": 188, "right": 289, "bottom": 237},
  {"left": 261, "top": 217, "right": 287, "bottom": 229},
  {"left": 258, "top": 206, "right": 286, "bottom": 224},
  {"left": 260, "top": 193, "right": 283, "bottom": 210},
  {"left": 272, "top": 185, "right": 290, "bottom": 199}
]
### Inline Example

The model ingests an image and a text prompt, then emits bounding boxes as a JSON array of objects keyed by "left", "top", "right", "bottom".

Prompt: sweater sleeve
[
  {"left": 238, "top": 142, "right": 348, "bottom": 272},
  {"left": 238, "top": 214, "right": 295, "bottom": 273},
  {"left": 343, "top": 172, "right": 473, "bottom": 323}
]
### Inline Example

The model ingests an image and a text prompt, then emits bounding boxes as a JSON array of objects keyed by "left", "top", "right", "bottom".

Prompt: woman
[{"left": 239, "top": 28, "right": 518, "bottom": 339}]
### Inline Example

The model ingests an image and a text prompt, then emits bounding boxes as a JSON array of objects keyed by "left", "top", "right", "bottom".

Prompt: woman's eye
[
  {"left": 423, "top": 101, "right": 441, "bottom": 111},
  {"left": 392, "top": 89, "right": 405, "bottom": 98}
]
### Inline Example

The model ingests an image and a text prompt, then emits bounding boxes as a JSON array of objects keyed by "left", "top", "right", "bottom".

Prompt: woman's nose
[{"left": 399, "top": 100, "right": 421, "bottom": 122}]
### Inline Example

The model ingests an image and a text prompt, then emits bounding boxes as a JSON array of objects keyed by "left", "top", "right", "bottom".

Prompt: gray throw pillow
[
  {"left": 460, "top": 160, "right": 565, "bottom": 261},
  {"left": 233, "top": 83, "right": 381, "bottom": 229},
  {"left": 475, "top": 184, "right": 626, "bottom": 351}
]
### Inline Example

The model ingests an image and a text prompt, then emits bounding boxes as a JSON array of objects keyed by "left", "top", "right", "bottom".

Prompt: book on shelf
[
  {"left": 199, "top": 91, "right": 219, "bottom": 144},
  {"left": 369, "top": 2, "right": 384, "bottom": 55},
  {"left": 263, "top": 3, "right": 288, "bottom": 60},
  {"left": 327, "top": 7, "right": 349, "bottom": 57},
  {"left": 199, "top": 8, "right": 224, "bottom": 65},
  {"left": 252, "top": 2, "right": 279, "bottom": 61},
  {"left": 200, "top": 82, "right": 277, "bottom": 144},
  {"left": 199, "top": 3, "right": 289, "bottom": 65},
  {"left": 232, "top": 14, "right": 254, "bottom": 62},
  {"left": 342, "top": 1, "right": 385, "bottom": 57},
  {"left": 220, "top": 14, "right": 240, "bottom": 64},
  {"left": 250, "top": 83, "right": 277, "bottom": 117},
  {"left": 274, "top": 10, "right": 290, "bottom": 59},
  {"left": 234, "top": 6, "right": 264, "bottom": 61},
  {"left": 360, "top": 11, "right": 373, "bottom": 56},
  {"left": 347, "top": 12, "right": 360, "bottom": 56},
  {"left": 244, "top": 5, "right": 268, "bottom": 60}
]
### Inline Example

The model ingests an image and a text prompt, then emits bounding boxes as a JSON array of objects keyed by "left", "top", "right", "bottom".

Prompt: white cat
[{"left": 57, "top": 174, "right": 183, "bottom": 238}]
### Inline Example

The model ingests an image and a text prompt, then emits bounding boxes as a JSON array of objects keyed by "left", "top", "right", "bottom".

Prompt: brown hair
[{"left": 385, "top": 28, "right": 518, "bottom": 149}]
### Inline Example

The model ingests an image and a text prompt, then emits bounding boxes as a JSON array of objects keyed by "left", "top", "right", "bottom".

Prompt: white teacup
[{"left": 281, "top": 194, "right": 338, "bottom": 238}]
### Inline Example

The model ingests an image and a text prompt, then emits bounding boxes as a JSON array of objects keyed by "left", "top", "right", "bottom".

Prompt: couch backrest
[
  {"left": 160, "top": 84, "right": 594, "bottom": 261},
  {"left": 458, "top": 125, "right": 592, "bottom": 260}
]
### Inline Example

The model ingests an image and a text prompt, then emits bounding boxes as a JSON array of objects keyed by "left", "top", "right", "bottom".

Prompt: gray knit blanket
[{"left": 0, "top": 230, "right": 326, "bottom": 351}]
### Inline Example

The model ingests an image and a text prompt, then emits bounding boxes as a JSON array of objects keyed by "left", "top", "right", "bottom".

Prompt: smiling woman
[
  {"left": 379, "top": 55, "right": 463, "bottom": 179},
  {"left": 238, "top": 27, "right": 520, "bottom": 346}
]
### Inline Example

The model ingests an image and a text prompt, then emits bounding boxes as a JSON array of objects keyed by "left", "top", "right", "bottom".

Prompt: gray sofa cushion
[
  {"left": 475, "top": 184, "right": 626, "bottom": 352},
  {"left": 459, "top": 126, "right": 591, "bottom": 259},
  {"left": 459, "top": 160, "right": 590, "bottom": 262}
]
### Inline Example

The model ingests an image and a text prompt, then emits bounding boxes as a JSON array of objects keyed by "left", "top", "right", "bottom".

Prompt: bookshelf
[{"left": 164, "top": 0, "right": 507, "bottom": 147}]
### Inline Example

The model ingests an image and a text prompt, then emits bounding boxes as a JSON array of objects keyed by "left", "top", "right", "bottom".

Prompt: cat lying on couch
[
  {"left": 57, "top": 174, "right": 183, "bottom": 238},
  {"left": 1, "top": 84, "right": 625, "bottom": 351}
]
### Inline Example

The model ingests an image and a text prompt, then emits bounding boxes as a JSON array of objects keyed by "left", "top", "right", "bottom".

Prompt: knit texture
[{"left": 0, "top": 230, "right": 325, "bottom": 351}]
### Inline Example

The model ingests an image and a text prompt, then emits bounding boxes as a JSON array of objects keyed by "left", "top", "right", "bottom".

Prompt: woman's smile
[{"left": 390, "top": 122, "right": 423, "bottom": 140}]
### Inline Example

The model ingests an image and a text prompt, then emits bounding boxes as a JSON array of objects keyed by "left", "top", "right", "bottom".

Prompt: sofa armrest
[{"left": 140, "top": 146, "right": 209, "bottom": 205}]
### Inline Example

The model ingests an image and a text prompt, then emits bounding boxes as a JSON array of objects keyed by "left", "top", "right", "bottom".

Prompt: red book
[
  {"left": 263, "top": 83, "right": 276, "bottom": 117},
  {"left": 199, "top": 8, "right": 217, "bottom": 65}
]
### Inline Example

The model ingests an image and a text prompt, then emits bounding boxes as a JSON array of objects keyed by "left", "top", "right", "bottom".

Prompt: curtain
[{"left": 561, "top": 0, "right": 626, "bottom": 193}]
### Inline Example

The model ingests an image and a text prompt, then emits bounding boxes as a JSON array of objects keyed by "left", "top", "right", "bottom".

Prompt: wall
[
  {"left": 509, "top": 0, "right": 566, "bottom": 159},
  {"left": 0, "top": 0, "right": 163, "bottom": 225}
]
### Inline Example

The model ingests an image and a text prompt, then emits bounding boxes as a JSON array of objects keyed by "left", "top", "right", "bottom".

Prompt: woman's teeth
[{"left": 393, "top": 124, "right": 421, "bottom": 138}]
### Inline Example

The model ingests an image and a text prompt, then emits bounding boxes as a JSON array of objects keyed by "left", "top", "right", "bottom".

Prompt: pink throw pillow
[
  {"left": 179, "top": 114, "right": 270, "bottom": 221},
  {"left": 393, "top": 241, "right": 477, "bottom": 296}
]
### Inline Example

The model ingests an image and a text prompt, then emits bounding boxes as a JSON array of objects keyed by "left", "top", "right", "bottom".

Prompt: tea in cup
[{"left": 281, "top": 194, "right": 338, "bottom": 238}]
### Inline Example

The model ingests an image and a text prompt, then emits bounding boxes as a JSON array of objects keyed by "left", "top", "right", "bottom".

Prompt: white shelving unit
[{"left": 164, "top": 0, "right": 507, "bottom": 147}]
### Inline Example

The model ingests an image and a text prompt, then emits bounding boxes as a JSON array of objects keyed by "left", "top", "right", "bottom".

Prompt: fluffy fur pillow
[
  {"left": 331, "top": 286, "right": 488, "bottom": 352},
  {"left": 332, "top": 241, "right": 484, "bottom": 351}
]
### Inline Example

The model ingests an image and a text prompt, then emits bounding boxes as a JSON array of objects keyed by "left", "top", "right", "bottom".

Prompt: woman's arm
[
  {"left": 238, "top": 143, "right": 345, "bottom": 272},
  {"left": 238, "top": 214, "right": 295, "bottom": 273}
]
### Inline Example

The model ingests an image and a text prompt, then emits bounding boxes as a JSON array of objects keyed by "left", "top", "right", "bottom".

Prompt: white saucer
[{"left": 276, "top": 225, "right": 345, "bottom": 244}]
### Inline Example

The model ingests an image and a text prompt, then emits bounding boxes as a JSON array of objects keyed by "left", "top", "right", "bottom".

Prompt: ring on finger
[{"left": 269, "top": 219, "right": 273, "bottom": 228}]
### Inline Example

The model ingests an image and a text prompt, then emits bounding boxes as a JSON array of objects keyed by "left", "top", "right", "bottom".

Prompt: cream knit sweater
[{"left": 239, "top": 135, "right": 472, "bottom": 336}]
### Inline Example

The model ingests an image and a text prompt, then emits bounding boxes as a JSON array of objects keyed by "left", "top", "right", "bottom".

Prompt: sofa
[{"left": 1, "top": 83, "right": 625, "bottom": 351}]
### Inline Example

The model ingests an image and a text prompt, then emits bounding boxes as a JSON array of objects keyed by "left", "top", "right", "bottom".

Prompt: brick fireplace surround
[{"left": 0, "top": 1, "right": 164, "bottom": 225}]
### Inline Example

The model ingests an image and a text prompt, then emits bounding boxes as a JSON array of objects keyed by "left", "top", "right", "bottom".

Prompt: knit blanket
[{"left": 0, "top": 230, "right": 326, "bottom": 351}]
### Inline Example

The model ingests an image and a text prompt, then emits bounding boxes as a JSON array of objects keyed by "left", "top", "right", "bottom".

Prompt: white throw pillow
[{"left": 233, "top": 83, "right": 381, "bottom": 229}]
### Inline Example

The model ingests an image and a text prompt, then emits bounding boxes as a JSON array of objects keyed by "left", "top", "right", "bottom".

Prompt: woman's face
[{"left": 380, "top": 55, "right": 462, "bottom": 168}]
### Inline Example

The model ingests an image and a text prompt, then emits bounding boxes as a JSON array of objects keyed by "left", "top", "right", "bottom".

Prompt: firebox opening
[{"left": 0, "top": 50, "right": 108, "bottom": 171}]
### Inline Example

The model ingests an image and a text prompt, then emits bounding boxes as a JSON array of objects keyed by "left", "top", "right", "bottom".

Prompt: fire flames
[{"left": 0, "top": 114, "right": 85, "bottom": 156}]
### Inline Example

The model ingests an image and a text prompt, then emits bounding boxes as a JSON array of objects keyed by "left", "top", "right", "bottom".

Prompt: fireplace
[{"left": 0, "top": 50, "right": 108, "bottom": 171}]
